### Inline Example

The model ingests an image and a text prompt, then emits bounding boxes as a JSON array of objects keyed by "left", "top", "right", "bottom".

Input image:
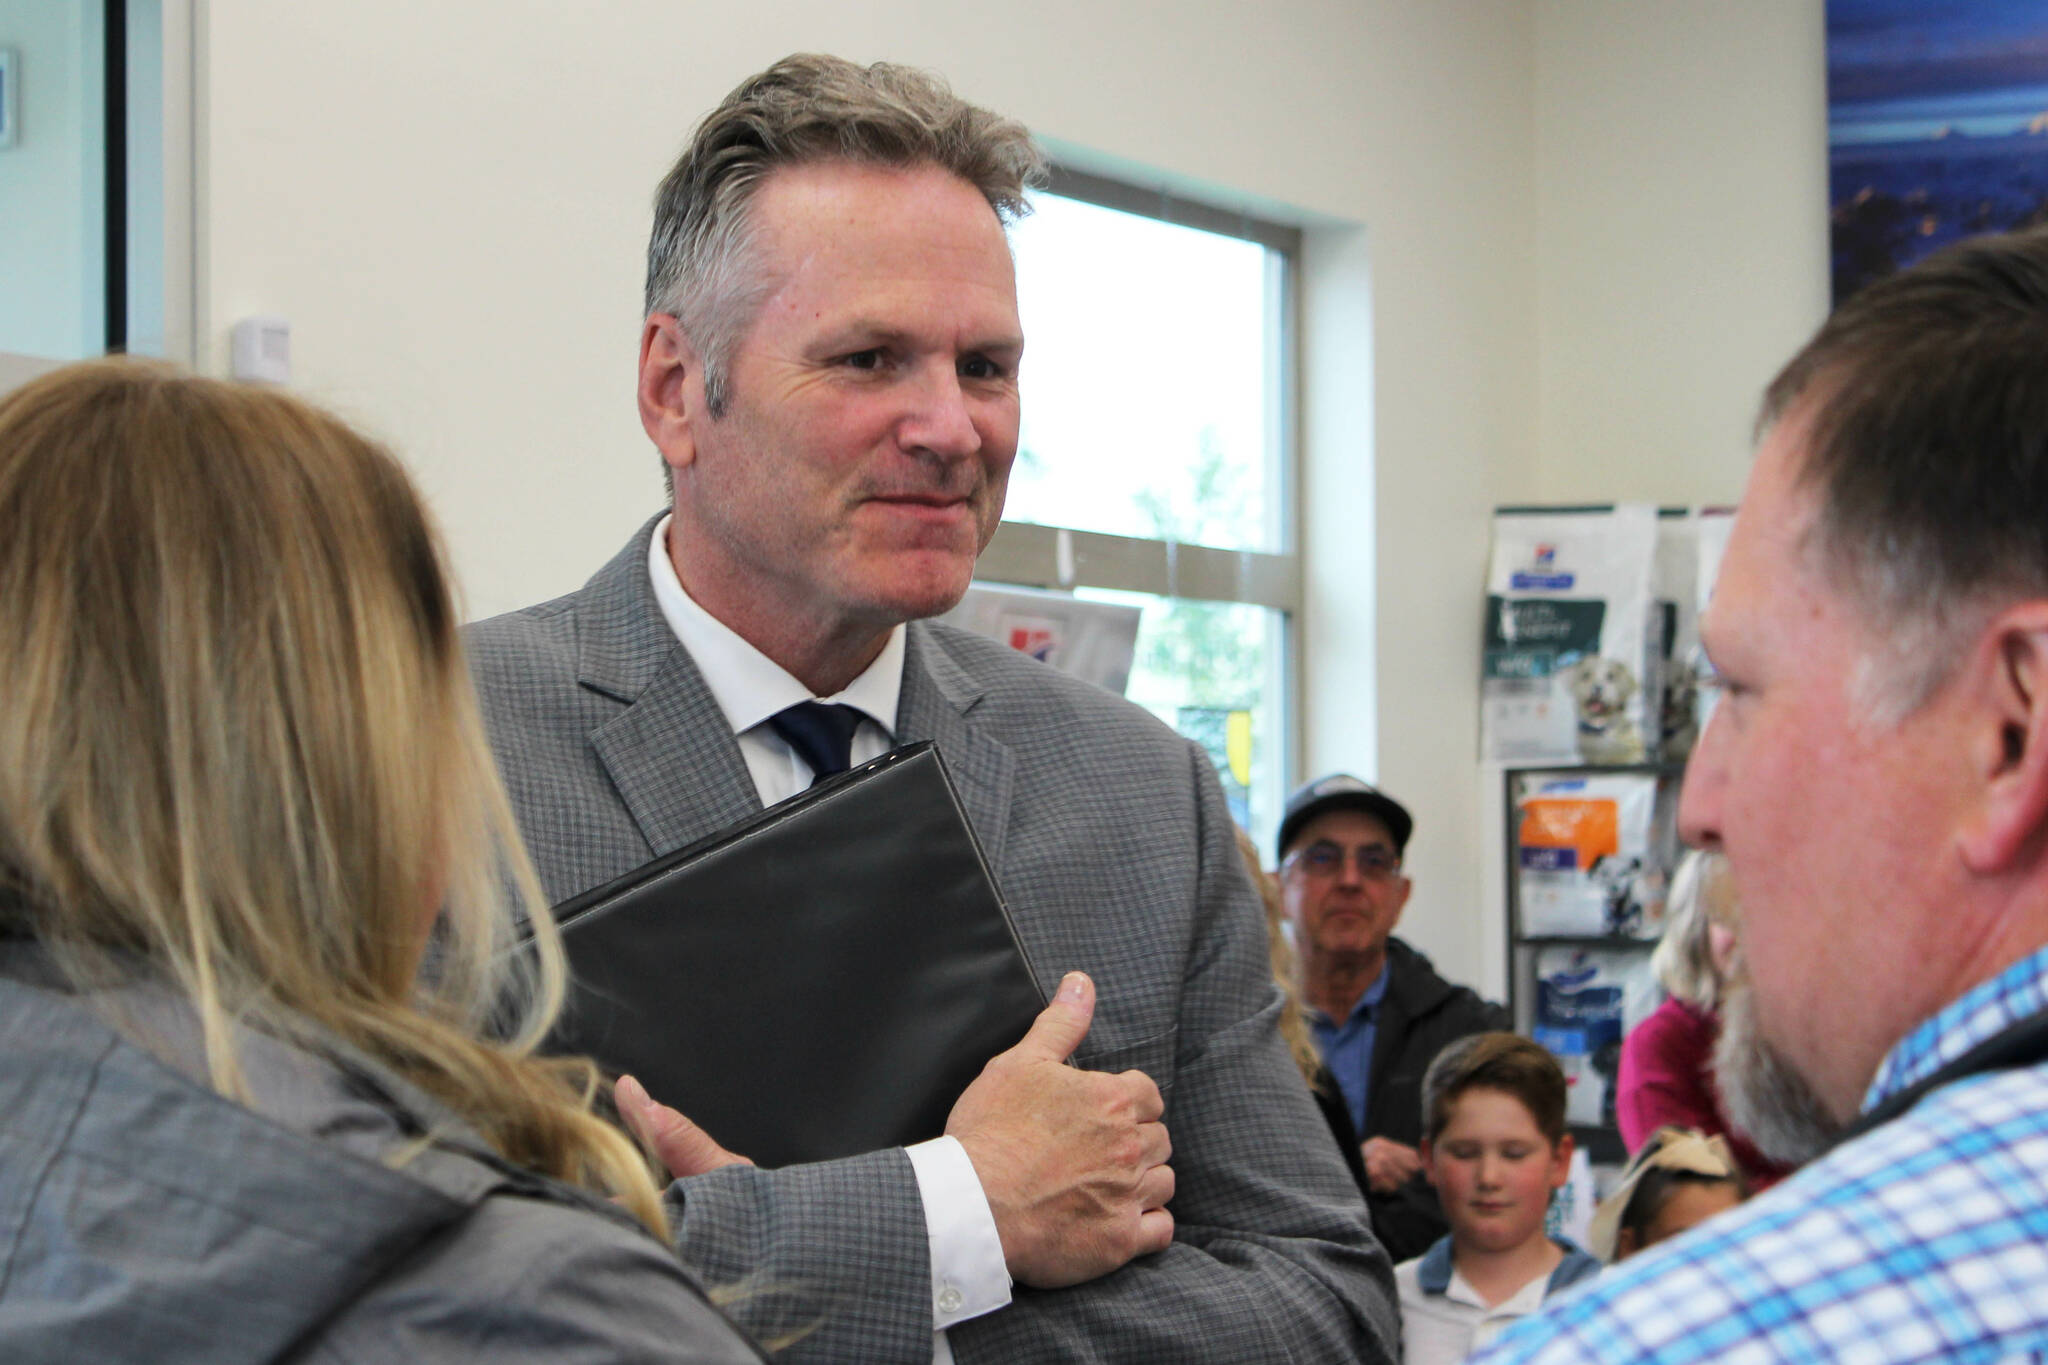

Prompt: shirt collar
[
  {"left": 1865, "top": 940, "right": 2048, "bottom": 1111},
  {"left": 1311, "top": 960, "right": 1391, "bottom": 1030},
  {"left": 1417, "top": 1233, "right": 1457, "bottom": 1293},
  {"left": 646, "top": 514, "right": 904, "bottom": 738},
  {"left": 1414, "top": 1233, "right": 1600, "bottom": 1299}
]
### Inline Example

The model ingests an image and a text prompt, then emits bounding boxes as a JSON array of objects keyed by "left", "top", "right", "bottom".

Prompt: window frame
[{"left": 978, "top": 165, "right": 1307, "bottom": 821}]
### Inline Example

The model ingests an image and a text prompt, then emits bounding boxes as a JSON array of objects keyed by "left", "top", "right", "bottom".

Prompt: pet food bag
[
  {"left": 1653, "top": 509, "right": 1700, "bottom": 762},
  {"left": 1515, "top": 773, "right": 1662, "bottom": 937},
  {"left": 1532, "top": 947, "right": 1661, "bottom": 1129},
  {"left": 1482, "top": 504, "right": 1659, "bottom": 764}
]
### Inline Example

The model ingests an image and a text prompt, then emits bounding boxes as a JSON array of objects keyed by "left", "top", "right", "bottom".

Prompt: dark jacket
[
  {"left": 1316, "top": 937, "right": 1511, "bottom": 1264},
  {"left": 0, "top": 944, "right": 764, "bottom": 1364}
]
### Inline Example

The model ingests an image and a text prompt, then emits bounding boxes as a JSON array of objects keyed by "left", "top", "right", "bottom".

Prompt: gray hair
[
  {"left": 644, "top": 53, "right": 1046, "bottom": 422},
  {"left": 1650, "top": 849, "right": 1736, "bottom": 1010},
  {"left": 1758, "top": 225, "right": 2048, "bottom": 720}
]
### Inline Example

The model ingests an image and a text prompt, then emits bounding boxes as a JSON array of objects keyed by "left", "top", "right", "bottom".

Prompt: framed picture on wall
[
  {"left": 0, "top": 48, "right": 16, "bottom": 150},
  {"left": 1828, "top": 2, "right": 2048, "bottom": 302}
]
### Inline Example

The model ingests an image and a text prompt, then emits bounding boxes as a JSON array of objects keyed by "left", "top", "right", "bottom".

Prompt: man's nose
[
  {"left": 1333, "top": 853, "right": 1367, "bottom": 888},
  {"left": 1676, "top": 705, "right": 1726, "bottom": 851},
  {"left": 899, "top": 364, "right": 981, "bottom": 462}
]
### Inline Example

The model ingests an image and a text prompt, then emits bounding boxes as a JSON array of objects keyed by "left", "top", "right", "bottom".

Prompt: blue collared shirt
[
  {"left": 1311, "top": 963, "right": 1391, "bottom": 1137},
  {"left": 1470, "top": 942, "right": 2048, "bottom": 1364}
]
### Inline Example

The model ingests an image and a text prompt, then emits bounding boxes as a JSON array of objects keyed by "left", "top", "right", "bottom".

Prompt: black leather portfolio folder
[{"left": 549, "top": 742, "right": 1044, "bottom": 1169}]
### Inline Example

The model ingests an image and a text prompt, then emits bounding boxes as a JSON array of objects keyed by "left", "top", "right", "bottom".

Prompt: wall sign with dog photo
[{"left": 1482, "top": 504, "right": 1659, "bottom": 764}]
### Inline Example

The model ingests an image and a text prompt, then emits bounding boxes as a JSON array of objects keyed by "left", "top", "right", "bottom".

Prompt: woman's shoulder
[
  {"left": 0, "top": 967, "right": 761, "bottom": 1362},
  {"left": 318, "top": 1187, "right": 765, "bottom": 1362}
]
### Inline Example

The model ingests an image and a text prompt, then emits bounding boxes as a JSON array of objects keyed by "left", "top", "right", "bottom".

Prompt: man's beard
[{"left": 1713, "top": 965, "right": 1844, "bottom": 1167}]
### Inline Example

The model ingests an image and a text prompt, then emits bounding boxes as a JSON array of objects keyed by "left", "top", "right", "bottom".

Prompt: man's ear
[
  {"left": 1418, "top": 1138, "right": 1437, "bottom": 1188},
  {"left": 1959, "top": 602, "right": 2048, "bottom": 874},
  {"left": 638, "top": 314, "right": 702, "bottom": 477}
]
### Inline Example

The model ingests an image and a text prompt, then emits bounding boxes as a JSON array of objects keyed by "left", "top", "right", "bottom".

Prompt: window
[
  {"left": 973, "top": 168, "right": 1302, "bottom": 851},
  {"left": 0, "top": 0, "right": 173, "bottom": 372}
]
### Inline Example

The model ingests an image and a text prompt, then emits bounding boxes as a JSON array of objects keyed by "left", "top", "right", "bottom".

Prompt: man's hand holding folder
[
  {"left": 617, "top": 969, "right": 1177, "bottom": 1290},
  {"left": 946, "top": 970, "right": 1176, "bottom": 1289}
]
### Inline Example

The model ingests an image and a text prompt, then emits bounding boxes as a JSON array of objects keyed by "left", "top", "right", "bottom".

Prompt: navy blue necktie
[{"left": 768, "top": 702, "right": 865, "bottom": 784}]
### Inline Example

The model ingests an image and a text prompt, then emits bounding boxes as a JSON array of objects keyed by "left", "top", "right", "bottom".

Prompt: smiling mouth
[{"left": 866, "top": 491, "right": 975, "bottom": 511}]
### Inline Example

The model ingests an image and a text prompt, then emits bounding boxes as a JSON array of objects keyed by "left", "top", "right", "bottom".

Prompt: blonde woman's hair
[
  {"left": 1650, "top": 850, "right": 1737, "bottom": 1011},
  {"left": 1234, "top": 825, "right": 1322, "bottom": 1087},
  {"left": 0, "top": 358, "right": 667, "bottom": 1235}
]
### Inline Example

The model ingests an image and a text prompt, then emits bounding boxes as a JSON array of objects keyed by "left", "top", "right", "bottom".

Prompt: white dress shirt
[{"left": 647, "top": 517, "right": 1011, "bottom": 1357}]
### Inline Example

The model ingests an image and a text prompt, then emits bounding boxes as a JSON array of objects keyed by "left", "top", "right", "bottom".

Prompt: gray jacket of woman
[{"left": 0, "top": 942, "right": 765, "bottom": 1364}]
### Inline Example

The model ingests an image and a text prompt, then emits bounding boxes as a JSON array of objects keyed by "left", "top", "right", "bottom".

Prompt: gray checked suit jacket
[{"left": 466, "top": 517, "right": 1398, "bottom": 1363}]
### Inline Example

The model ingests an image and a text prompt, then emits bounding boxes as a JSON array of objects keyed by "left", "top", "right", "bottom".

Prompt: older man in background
[
  {"left": 1277, "top": 774, "right": 1509, "bottom": 1262},
  {"left": 1475, "top": 226, "right": 2048, "bottom": 1362},
  {"left": 468, "top": 54, "right": 1393, "bottom": 1364}
]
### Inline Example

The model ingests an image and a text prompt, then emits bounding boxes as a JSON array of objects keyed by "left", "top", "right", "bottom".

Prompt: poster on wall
[
  {"left": 937, "top": 584, "right": 1142, "bottom": 697},
  {"left": 1828, "top": 0, "right": 2048, "bottom": 301}
]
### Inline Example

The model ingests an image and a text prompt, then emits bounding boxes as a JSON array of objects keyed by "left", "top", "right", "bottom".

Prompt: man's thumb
[
  {"left": 615, "top": 1074, "right": 752, "bottom": 1177},
  {"left": 1015, "top": 970, "right": 1095, "bottom": 1062}
]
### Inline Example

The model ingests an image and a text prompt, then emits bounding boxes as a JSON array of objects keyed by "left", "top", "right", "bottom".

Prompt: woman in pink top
[{"left": 1616, "top": 851, "right": 1792, "bottom": 1190}]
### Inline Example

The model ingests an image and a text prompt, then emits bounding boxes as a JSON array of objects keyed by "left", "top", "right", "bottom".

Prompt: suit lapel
[
  {"left": 576, "top": 517, "right": 761, "bottom": 855},
  {"left": 570, "top": 543, "right": 1016, "bottom": 866},
  {"left": 898, "top": 624, "right": 1015, "bottom": 875}
]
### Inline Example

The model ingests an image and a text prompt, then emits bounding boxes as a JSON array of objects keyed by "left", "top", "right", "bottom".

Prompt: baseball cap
[{"left": 1276, "top": 774, "right": 1413, "bottom": 862}]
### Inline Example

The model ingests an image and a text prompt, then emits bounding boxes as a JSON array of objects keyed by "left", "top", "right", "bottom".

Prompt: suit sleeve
[
  {"left": 663, "top": 1148, "right": 939, "bottom": 1363},
  {"left": 951, "top": 743, "right": 1400, "bottom": 1364}
]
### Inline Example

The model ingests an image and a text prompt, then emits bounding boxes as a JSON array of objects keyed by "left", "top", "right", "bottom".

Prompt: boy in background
[{"left": 1396, "top": 1034, "right": 1600, "bottom": 1363}]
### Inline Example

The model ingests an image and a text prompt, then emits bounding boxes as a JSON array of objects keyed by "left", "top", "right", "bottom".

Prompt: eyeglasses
[{"left": 1284, "top": 841, "right": 1403, "bottom": 881}]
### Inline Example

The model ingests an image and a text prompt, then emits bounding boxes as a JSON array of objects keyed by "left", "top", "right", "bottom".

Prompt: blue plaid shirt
[{"left": 1471, "top": 943, "right": 2048, "bottom": 1364}]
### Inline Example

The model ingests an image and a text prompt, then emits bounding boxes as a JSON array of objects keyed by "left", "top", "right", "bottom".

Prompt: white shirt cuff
[{"left": 904, "top": 1135, "right": 1012, "bottom": 1330}]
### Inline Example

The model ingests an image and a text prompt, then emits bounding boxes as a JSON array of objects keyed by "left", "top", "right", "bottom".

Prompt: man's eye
[
  {"left": 960, "top": 355, "right": 1008, "bottom": 380},
  {"left": 840, "top": 350, "right": 884, "bottom": 370}
]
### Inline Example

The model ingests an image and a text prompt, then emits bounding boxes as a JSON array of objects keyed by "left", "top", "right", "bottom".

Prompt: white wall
[
  {"left": 1433, "top": 0, "right": 1833, "bottom": 998},
  {"left": 190, "top": 1, "right": 1836, "bottom": 992},
  {"left": 1534, "top": 1, "right": 1830, "bottom": 507}
]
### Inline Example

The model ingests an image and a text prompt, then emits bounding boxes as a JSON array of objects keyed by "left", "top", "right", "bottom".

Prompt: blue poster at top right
[{"left": 1829, "top": 0, "right": 2048, "bottom": 301}]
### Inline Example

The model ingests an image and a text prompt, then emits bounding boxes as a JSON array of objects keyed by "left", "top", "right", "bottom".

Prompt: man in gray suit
[{"left": 468, "top": 53, "right": 1394, "bottom": 1363}]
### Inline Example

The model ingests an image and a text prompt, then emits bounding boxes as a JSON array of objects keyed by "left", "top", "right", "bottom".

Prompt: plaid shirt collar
[{"left": 1865, "top": 941, "right": 2048, "bottom": 1112}]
